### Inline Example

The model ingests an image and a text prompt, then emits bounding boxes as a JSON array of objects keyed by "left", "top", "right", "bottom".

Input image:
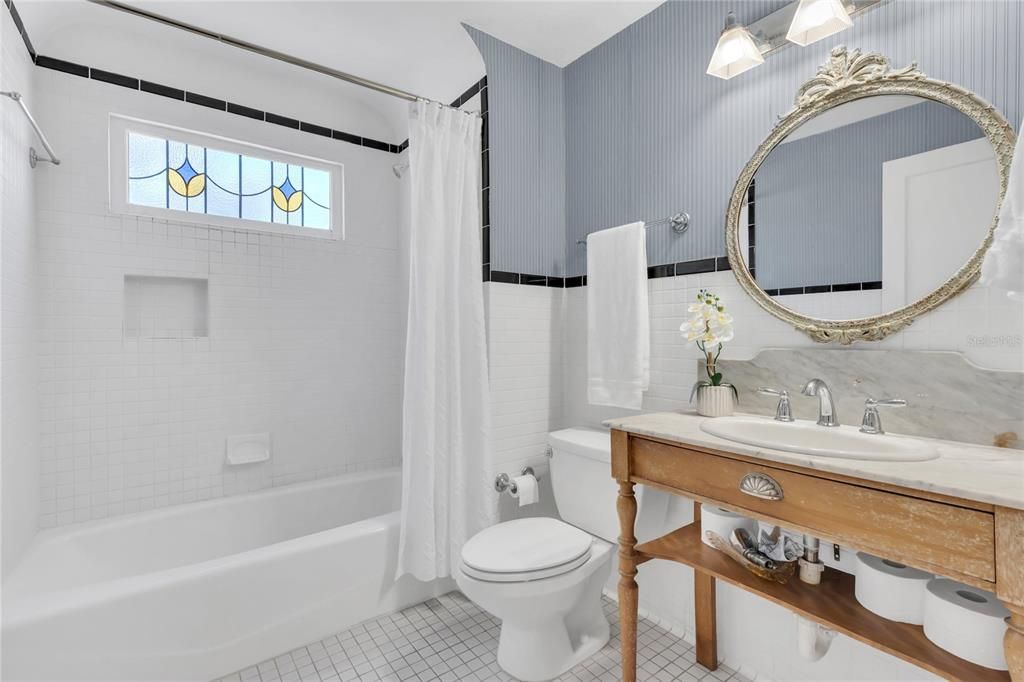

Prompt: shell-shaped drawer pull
[{"left": 739, "top": 472, "right": 784, "bottom": 501}]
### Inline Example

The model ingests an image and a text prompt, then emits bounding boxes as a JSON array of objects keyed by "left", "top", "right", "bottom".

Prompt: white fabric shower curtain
[{"left": 396, "top": 100, "right": 496, "bottom": 582}]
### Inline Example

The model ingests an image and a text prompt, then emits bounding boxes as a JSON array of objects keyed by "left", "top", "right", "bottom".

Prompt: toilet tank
[{"left": 548, "top": 428, "right": 670, "bottom": 543}]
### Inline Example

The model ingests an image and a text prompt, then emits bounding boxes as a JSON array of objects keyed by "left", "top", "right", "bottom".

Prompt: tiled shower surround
[
  {"left": 33, "top": 69, "right": 405, "bottom": 528},
  {"left": 1, "top": 4, "right": 39, "bottom": 574}
]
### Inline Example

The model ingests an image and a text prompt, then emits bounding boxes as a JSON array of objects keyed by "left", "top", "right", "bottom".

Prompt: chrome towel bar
[{"left": 576, "top": 211, "right": 690, "bottom": 247}]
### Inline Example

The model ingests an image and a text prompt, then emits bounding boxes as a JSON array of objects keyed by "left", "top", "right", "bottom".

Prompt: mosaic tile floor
[{"left": 215, "top": 592, "right": 751, "bottom": 682}]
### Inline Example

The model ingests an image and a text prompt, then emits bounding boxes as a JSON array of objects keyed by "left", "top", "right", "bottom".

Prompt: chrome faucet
[
  {"left": 859, "top": 397, "right": 907, "bottom": 435},
  {"left": 802, "top": 378, "right": 839, "bottom": 427},
  {"left": 757, "top": 387, "right": 794, "bottom": 422}
]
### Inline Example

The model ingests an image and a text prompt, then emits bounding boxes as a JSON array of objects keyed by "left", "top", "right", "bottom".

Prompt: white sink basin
[{"left": 700, "top": 416, "right": 939, "bottom": 462}]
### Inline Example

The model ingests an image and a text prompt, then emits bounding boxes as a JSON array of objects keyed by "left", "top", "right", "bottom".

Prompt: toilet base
[
  {"left": 456, "top": 540, "right": 613, "bottom": 682},
  {"left": 497, "top": 604, "right": 610, "bottom": 682}
]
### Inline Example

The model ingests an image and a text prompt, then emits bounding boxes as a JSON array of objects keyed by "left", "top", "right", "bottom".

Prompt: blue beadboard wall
[
  {"left": 563, "top": 0, "right": 1024, "bottom": 277},
  {"left": 467, "top": 1, "right": 1024, "bottom": 278},
  {"left": 755, "top": 100, "right": 985, "bottom": 290},
  {"left": 465, "top": 26, "right": 567, "bottom": 276}
]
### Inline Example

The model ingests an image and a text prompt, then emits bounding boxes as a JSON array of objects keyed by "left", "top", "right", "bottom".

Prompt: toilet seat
[{"left": 461, "top": 518, "right": 593, "bottom": 583}]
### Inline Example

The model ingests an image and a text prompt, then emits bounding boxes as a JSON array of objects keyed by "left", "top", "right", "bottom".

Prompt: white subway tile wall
[
  {"left": 1, "top": 7, "right": 40, "bottom": 575},
  {"left": 486, "top": 282, "right": 565, "bottom": 473},
  {"left": 33, "top": 69, "right": 404, "bottom": 529},
  {"left": 485, "top": 282, "right": 565, "bottom": 521}
]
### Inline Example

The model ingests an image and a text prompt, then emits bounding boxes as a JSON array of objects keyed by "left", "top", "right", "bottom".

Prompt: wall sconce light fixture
[
  {"left": 709, "top": 0, "right": 884, "bottom": 79},
  {"left": 706, "top": 11, "right": 766, "bottom": 80},
  {"left": 786, "top": 0, "right": 854, "bottom": 46}
]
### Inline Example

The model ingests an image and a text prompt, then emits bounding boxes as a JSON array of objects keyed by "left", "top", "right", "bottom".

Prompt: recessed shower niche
[{"left": 123, "top": 275, "right": 209, "bottom": 339}]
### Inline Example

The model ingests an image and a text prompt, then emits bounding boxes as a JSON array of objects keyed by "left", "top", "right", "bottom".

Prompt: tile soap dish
[{"left": 226, "top": 433, "right": 271, "bottom": 465}]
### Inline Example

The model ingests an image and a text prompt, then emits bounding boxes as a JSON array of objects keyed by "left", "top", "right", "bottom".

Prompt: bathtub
[{"left": 2, "top": 468, "right": 450, "bottom": 682}]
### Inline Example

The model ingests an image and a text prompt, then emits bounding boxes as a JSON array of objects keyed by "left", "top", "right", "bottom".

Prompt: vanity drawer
[{"left": 629, "top": 437, "right": 995, "bottom": 583}]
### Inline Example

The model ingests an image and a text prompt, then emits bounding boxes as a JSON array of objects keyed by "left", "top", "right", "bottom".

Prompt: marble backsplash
[{"left": 718, "top": 349, "right": 1024, "bottom": 450}]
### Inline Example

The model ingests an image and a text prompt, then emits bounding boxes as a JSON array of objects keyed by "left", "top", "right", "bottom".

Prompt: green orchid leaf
[{"left": 689, "top": 380, "right": 711, "bottom": 403}]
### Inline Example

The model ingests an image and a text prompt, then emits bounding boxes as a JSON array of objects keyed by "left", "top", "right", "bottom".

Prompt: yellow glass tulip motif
[
  {"left": 167, "top": 158, "right": 206, "bottom": 198},
  {"left": 272, "top": 177, "right": 303, "bottom": 213}
]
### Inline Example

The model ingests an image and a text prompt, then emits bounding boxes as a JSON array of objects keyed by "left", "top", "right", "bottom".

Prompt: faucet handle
[
  {"left": 758, "top": 387, "right": 795, "bottom": 422},
  {"left": 866, "top": 397, "right": 907, "bottom": 408},
  {"left": 860, "top": 397, "right": 907, "bottom": 434}
]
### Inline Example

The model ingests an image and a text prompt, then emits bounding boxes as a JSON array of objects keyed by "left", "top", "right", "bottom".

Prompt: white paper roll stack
[
  {"left": 854, "top": 552, "right": 932, "bottom": 624},
  {"left": 699, "top": 506, "right": 757, "bottom": 548},
  {"left": 923, "top": 578, "right": 1010, "bottom": 670}
]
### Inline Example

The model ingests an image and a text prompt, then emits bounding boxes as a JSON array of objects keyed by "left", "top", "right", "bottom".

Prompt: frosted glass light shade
[
  {"left": 786, "top": 0, "right": 854, "bottom": 47},
  {"left": 707, "top": 24, "right": 765, "bottom": 80}
]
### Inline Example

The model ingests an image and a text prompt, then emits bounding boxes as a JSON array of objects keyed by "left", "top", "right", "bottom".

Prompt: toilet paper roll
[
  {"left": 854, "top": 552, "right": 932, "bottom": 624},
  {"left": 923, "top": 578, "right": 1010, "bottom": 670},
  {"left": 700, "top": 506, "right": 757, "bottom": 548},
  {"left": 510, "top": 474, "right": 539, "bottom": 507},
  {"left": 756, "top": 520, "right": 803, "bottom": 561}
]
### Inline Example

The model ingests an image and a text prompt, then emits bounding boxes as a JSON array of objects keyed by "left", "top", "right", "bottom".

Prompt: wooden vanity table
[{"left": 609, "top": 413, "right": 1024, "bottom": 682}]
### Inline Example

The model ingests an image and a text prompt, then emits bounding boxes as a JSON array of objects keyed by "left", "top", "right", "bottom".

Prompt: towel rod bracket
[
  {"left": 28, "top": 147, "right": 58, "bottom": 169},
  {"left": 668, "top": 212, "right": 690, "bottom": 234}
]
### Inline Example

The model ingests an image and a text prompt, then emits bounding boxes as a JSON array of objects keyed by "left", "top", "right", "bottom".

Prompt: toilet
[{"left": 455, "top": 427, "right": 670, "bottom": 681}]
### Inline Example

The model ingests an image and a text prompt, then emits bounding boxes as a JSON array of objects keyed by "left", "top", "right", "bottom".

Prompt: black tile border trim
[
  {"left": 227, "top": 102, "right": 264, "bottom": 121},
  {"left": 90, "top": 67, "right": 138, "bottom": 90},
  {"left": 264, "top": 112, "right": 300, "bottom": 129},
  {"left": 34, "top": 55, "right": 88, "bottom": 77},
  {"left": 473, "top": 77, "right": 490, "bottom": 281},
  {"left": 489, "top": 254, "right": 734, "bottom": 289},
  {"left": 141, "top": 80, "right": 184, "bottom": 100},
  {"left": 185, "top": 91, "right": 227, "bottom": 111},
  {"left": 763, "top": 281, "right": 883, "bottom": 297},
  {"left": 30, "top": 51, "right": 408, "bottom": 153},
  {"left": 8, "top": 0, "right": 35, "bottom": 59},
  {"left": 5, "top": 0, "right": 472, "bottom": 158}
]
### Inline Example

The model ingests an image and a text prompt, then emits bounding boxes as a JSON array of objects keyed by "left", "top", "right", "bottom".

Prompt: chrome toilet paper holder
[{"left": 494, "top": 467, "right": 539, "bottom": 496}]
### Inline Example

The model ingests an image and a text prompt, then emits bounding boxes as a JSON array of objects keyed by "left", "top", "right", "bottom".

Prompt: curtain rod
[
  {"left": 1, "top": 91, "right": 61, "bottom": 167},
  {"left": 86, "top": 0, "right": 439, "bottom": 106}
]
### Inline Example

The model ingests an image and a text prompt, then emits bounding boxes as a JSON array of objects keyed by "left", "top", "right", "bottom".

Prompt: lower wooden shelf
[{"left": 634, "top": 522, "right": 1009, "bottom": 682}]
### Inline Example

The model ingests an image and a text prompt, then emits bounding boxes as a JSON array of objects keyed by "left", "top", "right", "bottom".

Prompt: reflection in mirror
[{"left": 738, "top": 95, "right": 999, "bottom": 319}]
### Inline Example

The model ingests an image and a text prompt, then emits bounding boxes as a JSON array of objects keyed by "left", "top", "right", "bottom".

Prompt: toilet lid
[{"left": 461, "top": 518, "right": 592, "bottom": 579}]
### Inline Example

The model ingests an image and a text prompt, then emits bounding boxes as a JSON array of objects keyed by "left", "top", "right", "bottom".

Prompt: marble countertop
[{"left": 604, "top": 411, "right": 1024, "bottom": 510}]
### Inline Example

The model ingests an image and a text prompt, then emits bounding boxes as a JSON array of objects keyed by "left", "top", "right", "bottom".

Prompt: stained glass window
[{"left": 126, "top": 131, "right": 333, "bottom": 232}]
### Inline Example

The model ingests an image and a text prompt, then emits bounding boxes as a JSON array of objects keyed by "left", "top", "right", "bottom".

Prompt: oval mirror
[{"left": 726, "top": 48, "right": 1016, "bottom": 343}]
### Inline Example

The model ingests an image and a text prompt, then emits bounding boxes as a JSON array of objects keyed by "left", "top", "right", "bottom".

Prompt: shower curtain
[{"left": 396, "top": 100, "right": 495, "bottom": 581}]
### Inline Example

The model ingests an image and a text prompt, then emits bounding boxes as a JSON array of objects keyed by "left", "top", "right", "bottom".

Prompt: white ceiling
[{"left": 17, "top": 0, "right": 662, "bottom": 105}]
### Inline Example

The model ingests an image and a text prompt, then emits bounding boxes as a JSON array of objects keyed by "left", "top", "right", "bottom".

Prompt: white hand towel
[
  {"left": 981, "top": 117, "right": 1024, "bottom": 301},
  {"left": 587, "top": 222, "right": 650, "bottom": 409}
]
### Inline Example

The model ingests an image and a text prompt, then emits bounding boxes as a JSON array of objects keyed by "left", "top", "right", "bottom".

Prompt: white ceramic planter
[{"left": 696, "top": 385, "right": 736, "bottom": 417}]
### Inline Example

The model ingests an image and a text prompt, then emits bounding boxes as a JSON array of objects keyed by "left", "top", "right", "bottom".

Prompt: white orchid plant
[{"left": 682, "top": 289, "right": 738, "bottom": 401}]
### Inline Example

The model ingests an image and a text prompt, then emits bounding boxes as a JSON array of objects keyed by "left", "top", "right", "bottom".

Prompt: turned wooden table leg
[
  {"left": 617, "top": 480, "right": 639, "bottom": 682},
  {"left": 996, "top": 507, "right": 1024, "bottom": 680},
  {"left": 1005, "top": 606, "right": 1024, "bottom": 680}
]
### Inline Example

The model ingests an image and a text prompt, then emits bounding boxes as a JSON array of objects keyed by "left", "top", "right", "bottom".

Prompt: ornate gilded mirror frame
[{"left": 725, "top": 47, "right": 1016, "bottom": 344}]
